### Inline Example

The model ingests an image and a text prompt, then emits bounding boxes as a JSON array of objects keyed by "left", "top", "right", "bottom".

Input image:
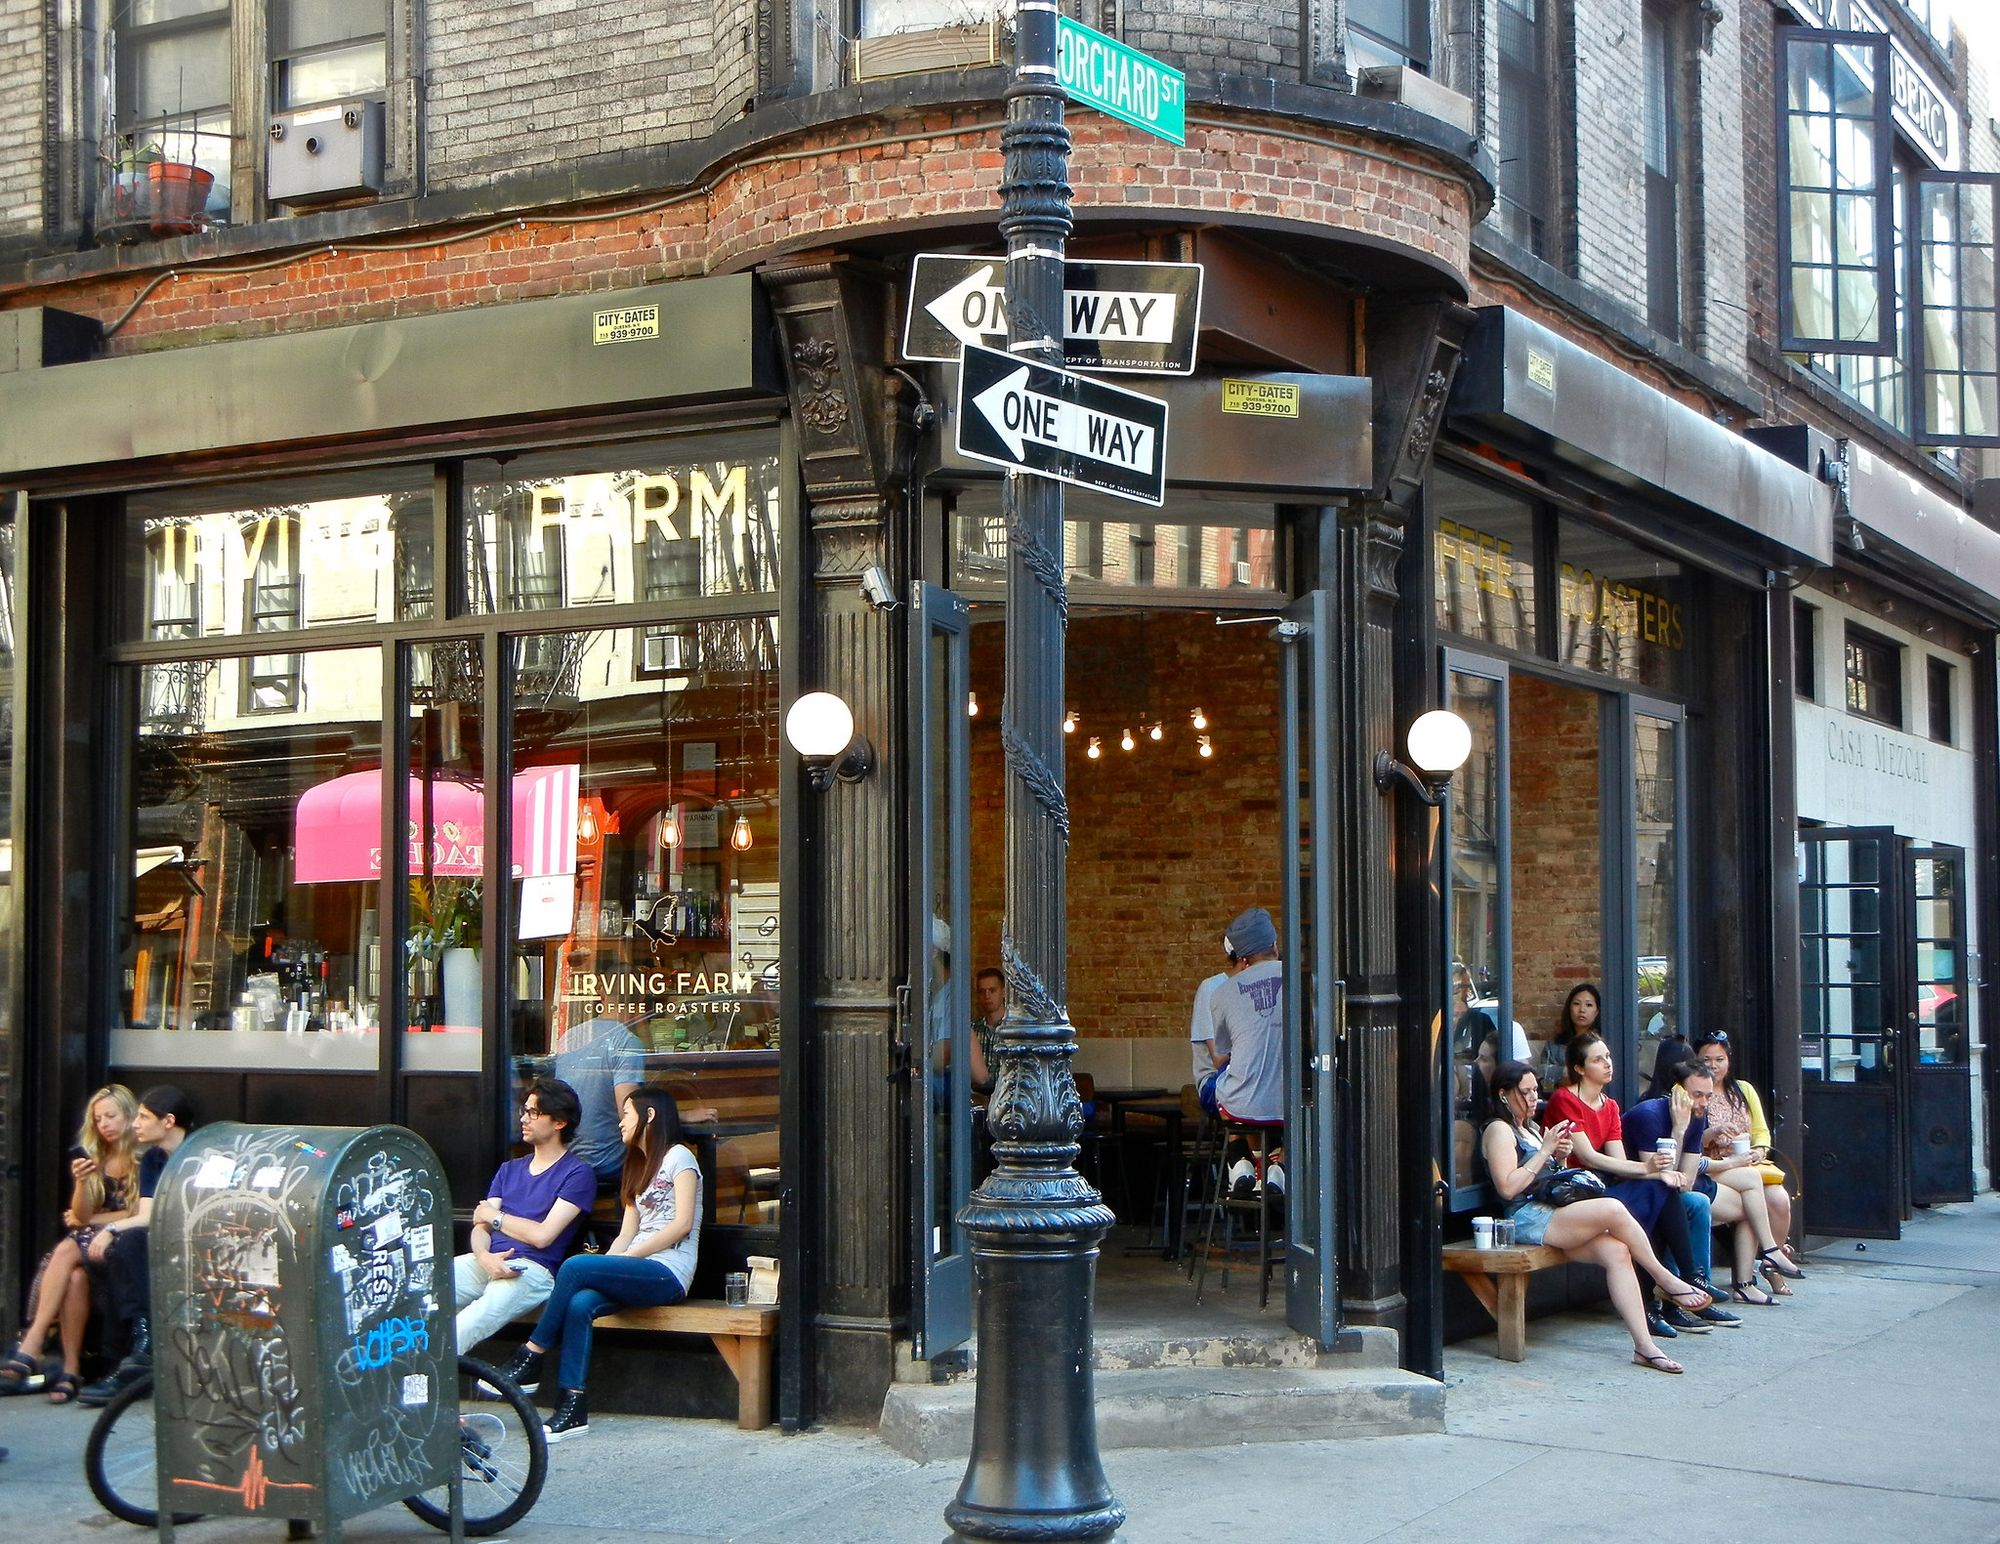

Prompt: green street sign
[{"left": 1055, "top": 16, "right": 1186, "bottom": 146}]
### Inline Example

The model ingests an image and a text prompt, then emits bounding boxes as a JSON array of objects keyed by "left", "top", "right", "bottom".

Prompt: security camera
[{"left": 860, "top": 565, "right": 900, "bottom": 612}]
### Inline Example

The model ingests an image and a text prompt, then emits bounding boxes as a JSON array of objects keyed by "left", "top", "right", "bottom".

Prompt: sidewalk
[{"left": 5, "top": 1195, "right": 1996, "bottom": 1542}]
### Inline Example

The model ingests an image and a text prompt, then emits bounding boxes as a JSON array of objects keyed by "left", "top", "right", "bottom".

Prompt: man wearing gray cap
[{"left": 1208, "top": 908, "right": 1284, "bottom": 1127}]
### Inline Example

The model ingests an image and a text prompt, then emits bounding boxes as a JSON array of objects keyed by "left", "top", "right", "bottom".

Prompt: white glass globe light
[
  {"left": 785, "top": 691, "right": 855, "bottom": 760},
  {"left": 1405, "top": 709, "right": 1472, "bottom": 776}
]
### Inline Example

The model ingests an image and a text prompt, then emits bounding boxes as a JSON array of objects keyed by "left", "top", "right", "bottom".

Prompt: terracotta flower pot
[{"left": 147, "top": 160, "right": 214, "bottom": 236}]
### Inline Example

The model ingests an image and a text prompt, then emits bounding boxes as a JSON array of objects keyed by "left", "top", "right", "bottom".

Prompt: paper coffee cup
[
  {"left": 1730, "top": 1135, "right": 1752, "bottom": 1156},
  {"left": 1471, "top": 1216, "right": 1495, "bottom": 1250}
]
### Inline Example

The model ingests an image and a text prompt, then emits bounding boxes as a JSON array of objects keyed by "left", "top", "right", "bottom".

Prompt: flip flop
[
  {"left": 45, "top": 1369, "right": 80, "bottom": 1406},
  {"left": 1632, "top": 1352, "right": 1683, "bottom": 1374},
  {"left": 1669, "top": 1288, "right": 1714, "bottom": 1313}
]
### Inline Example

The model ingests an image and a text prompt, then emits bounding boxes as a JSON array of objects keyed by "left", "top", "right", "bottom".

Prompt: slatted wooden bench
[
  {"left": 517, "top": 1300, "right": 778, "bottom": 1428},
  {"left": 1442, "top": 1243, "right": 1570, "bottom": 1362}
]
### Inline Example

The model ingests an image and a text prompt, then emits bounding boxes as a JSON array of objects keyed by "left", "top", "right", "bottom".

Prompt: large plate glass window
[
  {"left": 114, "top": 646, "right": 385, "bottom": 1070},
  {"left": 1555, "top": 519, "right": 1688, "bottom": 693},
  {"left": 1778, "top": 30, "right": 1894, "bottom": 354},
  {"left": 1431, "top": 470, "right": 1537, "bottom": 654},
  {"left": 1912, "top": 173, "right": 2000, "bottom": 447},
  {"left": 1631, "top": 702, "right": 1686, "bottom": 1087}
]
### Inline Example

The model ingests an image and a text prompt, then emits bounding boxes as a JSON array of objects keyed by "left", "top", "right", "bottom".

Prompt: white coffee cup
[
  {"left": 1471, "top": 1216, "right": 1496, "bottom": 1250},
  {"left": 1730, "top": 1135, "right": 1752, "bottom": 1157}
]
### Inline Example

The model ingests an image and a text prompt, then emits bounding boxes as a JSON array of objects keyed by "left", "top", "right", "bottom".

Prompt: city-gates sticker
[
  {"left": 593, "top": 304, "right": 660, "bottom": 345},
  {"left": 1221, "top": 379, "right": 1299, "bottom": 418}
]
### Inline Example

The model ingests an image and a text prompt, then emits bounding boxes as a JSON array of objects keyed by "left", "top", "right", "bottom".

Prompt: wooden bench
[
  {"left": 517, "top": 1300, "right": 778, "bottom": 1429},
  {"left": 1442, "top": 1244, "right": 1569, "bottom": 1362}
]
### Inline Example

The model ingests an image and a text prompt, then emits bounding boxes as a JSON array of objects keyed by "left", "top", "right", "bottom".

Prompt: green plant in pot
[
  {"left": 98, "top": 138, "right": 162, "bottom": 245},
  {"left": 147, "top": 145, "right": 214, "bottom": 238}
]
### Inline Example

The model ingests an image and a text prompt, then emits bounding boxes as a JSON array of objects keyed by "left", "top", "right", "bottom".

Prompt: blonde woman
[{"left": 1, "top": 1086, "right": 140, "bottom": 1403}]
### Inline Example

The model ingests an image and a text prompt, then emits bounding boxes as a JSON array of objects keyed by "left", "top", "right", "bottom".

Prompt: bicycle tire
[
  {"left": 401, "top": 1355, "right": 549, "bottom": 1536},
  {"left": 82, "top": 1373, "right": 205, "bottom": 1528}
]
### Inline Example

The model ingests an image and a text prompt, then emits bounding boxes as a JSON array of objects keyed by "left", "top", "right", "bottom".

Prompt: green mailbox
[{"left": 150, "top": 1122, "right": 458, "bottom": 1540}]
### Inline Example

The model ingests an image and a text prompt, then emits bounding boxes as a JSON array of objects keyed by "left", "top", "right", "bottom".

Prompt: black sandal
[
  {"left": 45, "top": 1368, "right": 80, "bottom": 1405},
  {"left": 1730, "top": 1278, "right": 1777, "bottom": 1306},
  {"left": 0, "top": 1349, "right": 36, "bottom": 1395}
]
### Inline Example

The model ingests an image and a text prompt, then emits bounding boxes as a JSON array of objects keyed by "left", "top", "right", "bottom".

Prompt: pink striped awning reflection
[{"left": 293, "top": 765, "right": 579, "bottom": 883}]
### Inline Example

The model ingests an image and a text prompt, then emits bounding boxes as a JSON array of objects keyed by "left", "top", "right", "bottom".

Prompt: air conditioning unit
[
  {"left": 641, "top": 629, "right": 690, "bottom": 674},
  {"left": 1356, "top": 65, "right": 1477, "bottom": 137},
  {"left": 852, "top": 20, "right": 1002, "bottom": 82},
  {"left": 1234, "top": 560, "right": 1253, "bottom": 585},
  {"left": 267, "top": 100, "right": 384, "bottom": 207}
]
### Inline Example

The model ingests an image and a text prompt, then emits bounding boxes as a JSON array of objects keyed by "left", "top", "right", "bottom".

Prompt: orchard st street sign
[
  {"left": 1055, "top": 16, "right": 1185, "bottom": 146},
  {"left": 903, "top": 254, "right": 1203, "bottom": 373},
  {"left": 954, "top": 342, "right": 1168, "bottom": 506}
]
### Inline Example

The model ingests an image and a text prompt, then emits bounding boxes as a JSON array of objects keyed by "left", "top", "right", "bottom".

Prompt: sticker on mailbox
[
  {"left": 594, "top": 304, "right": 661, "bottom": 345},
  {"left": 1221, "top": 379, "right": 1299, "bottom": 419}
]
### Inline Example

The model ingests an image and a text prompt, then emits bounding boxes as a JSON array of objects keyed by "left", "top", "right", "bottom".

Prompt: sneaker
[
  {"left": 1644, "top": 1310, "right": 1679, "bottom": 1341},
  {"left": 1655, "top": 1300, "right": 1711, "bottom": 1334},
  {"left": 543, "top": 1389, "right": 589, "bottom": 1442},
  {"left": 1694, "top": 1303, "right": 1742, "bottom": 1329},
  {"left": 76, "top": 1359, "right": 147, "bottom": 1409},
  {"left": 494, "top": 1345, "right": 543, "bottom": 1396},
  {"left": 1265, "top": 1162, "right": 1287, "bottom": 1195},
  {"left": 1226, "top": 1158, "right": 1258, "bottom": 1197}
]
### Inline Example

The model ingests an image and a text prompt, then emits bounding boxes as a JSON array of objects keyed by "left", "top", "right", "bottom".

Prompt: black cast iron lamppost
[
  {"left": 946, "top": 0, "right": 1123, "bottom": 1538},
  {"left": 1373, "top": 709, "right": 1473, "bottom": 807}
]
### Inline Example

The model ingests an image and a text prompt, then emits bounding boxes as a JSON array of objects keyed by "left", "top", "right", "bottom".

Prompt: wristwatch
[{"left": 493, "top": 1209, "right": 505, "bottom": 1233}]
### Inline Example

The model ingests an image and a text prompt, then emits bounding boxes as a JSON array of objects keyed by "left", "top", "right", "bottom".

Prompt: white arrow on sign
[
  {"left": 925, "top": 267, "right": 1182, "bottom": 350},
  {"left": 972, "top": 365, "right": 1157, "bottom": 471}
]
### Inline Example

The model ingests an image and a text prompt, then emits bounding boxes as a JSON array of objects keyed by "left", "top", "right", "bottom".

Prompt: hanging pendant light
[
  {"left": 730, "top": 812, "right": 755, "bottom": 851},
  {"left": 968, "top": 691, "right": 980, "bottom": 718},
  {"left": 1063, "top": 709, "right": 1078, "bottom": 734},
  {"left": 577, "top": 800, "right": 600, "bottom": 844},
  {"left": 1085, "top": 736, "right": 1102, "bottom": 760},
  {"left": 1197, "top": 734, "right": 1214, "bottom": 759},
  {"left": 1120, "top": 727, "right": 1135, "bottom": 752},
  {"left": 660, "top": 804, "right": 682, "bottom": 849},
  {"left": 1190, "top": 706, "right": 1208, "bottom": 731},
  {"left": 1148, "top": 722, "right": 1164, "bottom": 742}
]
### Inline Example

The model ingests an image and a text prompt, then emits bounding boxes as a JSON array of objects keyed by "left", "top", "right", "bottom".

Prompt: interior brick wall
[
  {"left": 965, "top": 610, "right": 1282, "bottom": 1043},
  {"left": 1507, "top": 672, "right": 1604, "bottom": 1043}
]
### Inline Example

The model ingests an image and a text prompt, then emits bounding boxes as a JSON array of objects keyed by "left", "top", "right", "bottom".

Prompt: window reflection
[
  {"left": 404, "top": 640, "right": 488, "bottom": 1072},
  {"left": 116, "top": 646, "right": 385, "bottom": 1069},
  {"left": 509, "top": 624, "right": 782, "bottom": 1227},
  {"left": 1634, "top": 714, "right": 1679, "bottom": 1085},
  {"left": 952, "top": 486, "right": 1278, "bottom": 595},
  {"left": 1448, "top": 671, "right": 1508, "bottom": 1200}
]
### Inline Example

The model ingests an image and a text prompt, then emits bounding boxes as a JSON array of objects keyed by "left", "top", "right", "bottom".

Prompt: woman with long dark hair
[
  {"left": 1540, "top": 982, "right": 1603, "bottom": 1091},
  {"left": 499, "top": 1087, "right": 702, "bottom": 1441},
  {"left": 1482, "top": 1060, "right": 1705, "bottom": 1373},
  {"left": 1693, "top": 1032, "right": 1802, "bottom": 1295}
]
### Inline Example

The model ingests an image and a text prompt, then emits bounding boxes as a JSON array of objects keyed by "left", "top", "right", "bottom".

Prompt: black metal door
[
  {"left": 1279, "top": 590, "right": 1340, "bottom": 1345},
  {"left": 1908, "top": 845, "right": 1974, "bottom": 1205},
  {"left": 1799, "top": 827, "right": 1906, "bottom": 1239},
  {"left": 908, "top": 582, "right": 973, "bottom": 1356}
]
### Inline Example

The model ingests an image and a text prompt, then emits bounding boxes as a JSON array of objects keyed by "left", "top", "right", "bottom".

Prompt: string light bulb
[
  {"left": 967, "top": 691, "right": 980, "bottom": 718},
  {"left": 1191, "top": 707, "right": 1208, "bottom": 731},
  {"left": 1197, "top": 734, "right": 1214, "bottom": 759},
  {"left": 1085, "top": 736, "right": 1102, "bottom": 760},
  {"left": 730, "top": 812, "right": 754, "bottom": 851},
  {"left": 1063, "top": 709, "right": 1078, "bottom": 734},
  {"left": 577, "top": 801, "right": 600, "bottom": 844},
  {"left": 1148, "top": 722, "right": 1164, "bottom": 742},
  {"left": 1120, "top": 727, "right": 1135, "bottom": 752}
]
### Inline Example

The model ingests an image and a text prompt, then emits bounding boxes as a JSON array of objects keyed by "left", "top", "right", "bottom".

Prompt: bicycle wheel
[
  {"left": 402, "top": 1355, "right": 549, "bottom": 1536},
  {"left": 82, "top": 1373, "right": 204, "bottom": 1528}
]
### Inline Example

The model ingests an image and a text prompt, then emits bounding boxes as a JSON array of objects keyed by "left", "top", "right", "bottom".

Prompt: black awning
[{"left": 1449, "top": 307, "right": 1833, "bottom": 566}]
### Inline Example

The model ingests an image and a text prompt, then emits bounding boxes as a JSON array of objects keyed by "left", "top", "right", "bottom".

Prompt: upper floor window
[
  {"left": 1844, "top": 625, "right": 1902, "bottom": 727},
  {"left": 1642, "top": 0, "right": 1683, "bottom": 338},
  {"left": 1926, "top": 657, "right": 1953, "bottom": 744},
  {"left": 1348, "top": 0, "right": 1430, "bottom": 72},
  {"left": 270, "top": 0, "right": 388, "bottom": 111},
  {"left": 1493, "top": 0, "right": 1554, "bottom": 260},
  {"left": 1795, "top": 602, "right": 1818, "bottom": 700},
  {"left": 114, "top": 0, "right": 233, "bottom": 200},
  {"left": 1817, "top": 160, "right": 1911, "bottom": 433},
  {"left": 1894, "top": 0, "right": 1953, "bottom": 54},
  {"left": 1912, "top": 174, "right": 2000, "bottom": 448}
]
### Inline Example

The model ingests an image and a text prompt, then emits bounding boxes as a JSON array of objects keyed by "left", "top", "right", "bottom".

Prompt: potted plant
[
  {"left": 148, "top": 149, "right": 214, "bottom": 238},
  {"left": 97, "top": 138, "right": 162, "bottom": 245}
]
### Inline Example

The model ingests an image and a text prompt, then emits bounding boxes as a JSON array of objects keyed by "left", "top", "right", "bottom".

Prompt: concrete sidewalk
[{"left": 5, "top": 1195, "right": 1996, "bottom": 1542}]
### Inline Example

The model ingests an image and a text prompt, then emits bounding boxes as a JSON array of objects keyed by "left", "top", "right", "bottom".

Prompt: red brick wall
[
  {"left": 4, "top": 107, "right": 1474, "bottom": 356},
  {"left": 966, "top": 611, "right": 1282, "bottom": 1042},
  {"left": 1508, "top": 673, "right": 1604, "bottom": 1039}
]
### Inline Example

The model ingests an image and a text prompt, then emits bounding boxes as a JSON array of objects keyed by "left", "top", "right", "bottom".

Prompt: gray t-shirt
[
  {"left": 631, "top": 1143, "right": 703, "bottom": 1292},
  {"left": 1189, "top": 971, "right": 1228, "bottom": 1081},
  {"left": 1212, "top": 959, "right": 1284, "bottom": 1122},
  {"left": 553, "top": 1018, "right": 646, "bottom": 1177}
]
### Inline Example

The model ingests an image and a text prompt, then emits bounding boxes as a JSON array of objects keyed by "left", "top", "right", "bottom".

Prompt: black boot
[
  {"left": 125, "top": 1318, "right": 152, "bottom": 1368},
  {"left": 494, "top": 1344, "right": 543, "bottom": 1395},
  {"left": 543, "top": 1388, "right": 589, "bottom": 1442}
]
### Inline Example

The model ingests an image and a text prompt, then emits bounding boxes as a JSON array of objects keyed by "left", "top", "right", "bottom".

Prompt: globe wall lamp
[
  {"left": 785, "top": 691, "right": 875, "bottom": 791},
  {"left": 1374, "top": 709, "right": 1472, "bottom": 806}
]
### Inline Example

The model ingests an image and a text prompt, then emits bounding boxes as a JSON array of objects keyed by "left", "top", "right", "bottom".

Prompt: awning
[
  {"left": 1449, "top": 307, "right": 1834, "bottom": 567},
  {"left": 0, "top": 841, "right": 188, "bottom": 880},
  {"left": 293, "top": 765, "right": 579, "bottom": 884}
]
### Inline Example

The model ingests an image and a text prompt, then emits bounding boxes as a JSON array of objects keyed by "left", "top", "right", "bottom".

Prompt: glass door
[
  {"left": 1799, "top": 826, "right": 1907, "bottom": 1239},
  {"left": 1629, "top": 698, "right": 1686, "bottom": 1091},
  {"left": 1279, "top": 589, "right": 1339, "bottom": 1346},
  {"left": 909, "top": 581, "right": 973, "bottom": 1357},
  {"left": 1908, "top": 845, "right": 1974, "bottom": 1205}
]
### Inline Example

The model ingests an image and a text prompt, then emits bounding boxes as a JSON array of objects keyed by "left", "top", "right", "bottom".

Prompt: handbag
[{"left": 1533, "top": 1166, "right": 1607, "bottom": 1207}]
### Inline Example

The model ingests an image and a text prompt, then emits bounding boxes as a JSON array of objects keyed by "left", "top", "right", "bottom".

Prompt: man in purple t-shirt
[{"left": 453, "top": 1077, "right": 598, "bottom": 1355}]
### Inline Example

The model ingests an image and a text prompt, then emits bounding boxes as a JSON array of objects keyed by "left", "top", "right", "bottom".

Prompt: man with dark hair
[
  {"left": 453, "top": 1077, "right": 597, "bottom": 1355},
  {"left": 971, "top": 967, "right": 1005, "bottom": 1095},
  {"left": 1624, "top": 1061, "right": 1741, "bottom": 1333}
]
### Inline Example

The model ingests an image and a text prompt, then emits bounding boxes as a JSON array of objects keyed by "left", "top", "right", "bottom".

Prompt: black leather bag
[{"left": 1533, "top": 1167, "right": 1608, "bottom": 1207}]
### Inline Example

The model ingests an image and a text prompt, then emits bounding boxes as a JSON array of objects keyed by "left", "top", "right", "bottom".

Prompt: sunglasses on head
[{"left": 1697, "top": 1033, "right": 1729, "bottom": 1049}]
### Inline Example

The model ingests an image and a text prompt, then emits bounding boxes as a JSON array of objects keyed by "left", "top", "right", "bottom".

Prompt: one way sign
[
  {"left": 905, "top": 254, "right": 1202, "bottom": 374},
  {"left": 955, "top": 342, "right": 1169, "bottom": 506}
]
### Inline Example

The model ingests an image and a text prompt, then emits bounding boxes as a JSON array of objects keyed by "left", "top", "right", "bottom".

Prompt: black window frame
[
  {"left": 1910, "top": 171, "right": 2000, "bottom": 449},
  {"left": 1927, "top": 656, "right": 1953, "bottom": 745},
  {"left": 1493, "top": 0, "right": 1555, "bottom": 261},
  {"left": 1844, "top": 624, "right": 1904, "bottom": 728},
  {"left": 1347, "top": 0, "right": 1431, "bottom": 73},
  {"left": 1642, "top": 0, "right": 1683, "bottom": 339},
  {"left": 268, "top": 0, "right": 390, "bottom": 115},
  {"left": 1795, "top": 601, "right": 1818, "bottom": 700},
  {"left": 1776, "top": 27, "right": 1897, "bottom": 356}
]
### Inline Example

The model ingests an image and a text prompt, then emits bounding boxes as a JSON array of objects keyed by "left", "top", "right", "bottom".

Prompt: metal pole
[{"left": 946, "top": 3, "right": 1122, "bottom": 1539}]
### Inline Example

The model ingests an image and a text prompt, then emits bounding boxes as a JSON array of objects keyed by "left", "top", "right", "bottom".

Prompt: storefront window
[
  {"left": 404, "top": 639, "right": 489, "bottom": 1072},
  {"left": 1633, "top": 712, "right": 1681, "bottom": 1084},
  {"left": 952, "top": 487, "right": 1279, "bottom": 596},
  {"left": 1555, "top": 519, "right": 1688, "bottom": 692},
  {"left": 115, "top": 646, "right": 385, "bottom": 1069},
  {"left": 125, "top": 471, "right": 435, "bottom": 641},
  {"left": 507, "top": 624, "right": 782, "bottom": 1228},
  {"left": 1432, "top": 470, "right": 1537, "bottom": 652},
  {"left": 465, "top": 435, "right": 782, "bottom": 613},
  {"left": 1447, "top": 668, "right": 1507, "bottom": 1202},
  {"left": 0, "top": 514, "right": 15, "bottom": 1069}
]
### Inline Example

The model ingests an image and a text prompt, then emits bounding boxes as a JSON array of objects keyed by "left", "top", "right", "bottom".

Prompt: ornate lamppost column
[{"left": 945, "top": 3, "right": 1122, "bottom": 1539}]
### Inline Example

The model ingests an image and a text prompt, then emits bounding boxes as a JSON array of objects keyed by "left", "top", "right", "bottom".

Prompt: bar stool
[{"left": 1191, "top": 1116, "right": 1285, "bottom": 1308}]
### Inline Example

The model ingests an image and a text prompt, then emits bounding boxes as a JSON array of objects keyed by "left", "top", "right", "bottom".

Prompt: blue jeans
[
  {"left": 1665, "top": 1189, "right": 1713, "bottom": 1286},
  {"left": 528, "top": 1254, "right": 688, "bottom": 1391}
]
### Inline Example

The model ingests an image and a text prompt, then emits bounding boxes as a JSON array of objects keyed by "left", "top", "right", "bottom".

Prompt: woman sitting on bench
[
  {"left": 1693, "top": 1032, "right": 1803, "bottom": 1297},
  {"left": 1483, "top": 1060, "right": 1708, "bottom": 1375},
  {"left": 500, "top": 1087, "right": 702, "bottom": 1442}
]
